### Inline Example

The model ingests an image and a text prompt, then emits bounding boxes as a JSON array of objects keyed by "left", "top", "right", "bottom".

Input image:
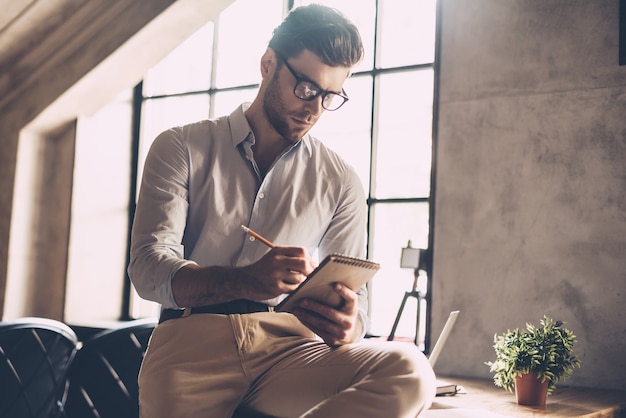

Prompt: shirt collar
[
  {"left": 229, "top": 103, "right": 253, "bottom": 148},
  {"left": 228, "top": 103, "right": 312, "bottom": 157}
]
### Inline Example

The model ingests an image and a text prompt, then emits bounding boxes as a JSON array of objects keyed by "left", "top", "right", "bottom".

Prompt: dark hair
[{"left": 268, "top": 4, "right": 363, "bottom": 68}]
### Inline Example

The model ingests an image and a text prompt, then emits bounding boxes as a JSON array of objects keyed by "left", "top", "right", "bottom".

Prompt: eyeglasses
[{"left": 276, "top": 52, "right": 349, "bottom": 111}]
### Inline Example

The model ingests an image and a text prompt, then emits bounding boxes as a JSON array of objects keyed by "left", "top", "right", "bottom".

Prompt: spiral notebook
[{"left": 276, "top": 254, "right": 380, "bottom": 313}]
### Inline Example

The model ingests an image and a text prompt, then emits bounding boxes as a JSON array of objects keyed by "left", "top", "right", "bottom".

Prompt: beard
[{"left": 263, "top": 72, "right": 314, "bottom": 143}]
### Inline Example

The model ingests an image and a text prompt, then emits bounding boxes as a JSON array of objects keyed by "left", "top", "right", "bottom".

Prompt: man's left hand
[{"left": 291, "top": 283, "right": 361, "bottom": 347}]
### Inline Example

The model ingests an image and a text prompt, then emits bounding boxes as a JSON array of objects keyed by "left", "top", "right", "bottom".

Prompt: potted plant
[{"left": 485, "top": 316, "right": 581, "bottom": 406}]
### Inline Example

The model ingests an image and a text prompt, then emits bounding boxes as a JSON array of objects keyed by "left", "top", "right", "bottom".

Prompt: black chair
[
  {"left": 63, "top": 318, "right": 157, "bottom": 418},
  {"left": 0, "top": 317, "right": 78, "bottom": 418}
]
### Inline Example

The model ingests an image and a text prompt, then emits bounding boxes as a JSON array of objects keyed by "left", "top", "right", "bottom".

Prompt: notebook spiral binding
[{"left": 331, "top": 254, "right": 380, "bottom": 270}]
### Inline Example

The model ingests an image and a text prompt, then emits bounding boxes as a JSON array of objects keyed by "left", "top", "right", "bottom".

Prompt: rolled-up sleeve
[
  {"left": 318, "top": 165, "right": 370, "bottom": 340},
  {"left": 127, "top": 128, "right": 196, "bottom": 309}
]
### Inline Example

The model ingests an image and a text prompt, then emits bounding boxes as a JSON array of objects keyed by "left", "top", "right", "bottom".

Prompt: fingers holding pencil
[{"left": 241, "top": 225, "right": 317, "bottom": 286}]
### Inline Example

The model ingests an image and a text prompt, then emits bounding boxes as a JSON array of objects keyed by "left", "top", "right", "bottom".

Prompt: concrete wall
[{"left": 432, "top": 0, "right": 626, "bottom": 390}]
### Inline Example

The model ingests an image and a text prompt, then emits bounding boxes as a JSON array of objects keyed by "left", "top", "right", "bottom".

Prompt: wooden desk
[{"left": 423, "top": 377, "right": 626, "bottom": 417}]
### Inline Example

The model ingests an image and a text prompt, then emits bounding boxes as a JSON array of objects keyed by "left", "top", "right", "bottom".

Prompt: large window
[{"left": 67, "top": 0, "right": 437, "bottom": 345}]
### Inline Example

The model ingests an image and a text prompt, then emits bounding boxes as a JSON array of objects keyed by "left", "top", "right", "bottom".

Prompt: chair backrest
[
  {"left": 0, "top": 317, "right": 78, "bottom": 418},
  {"left": 63, "top": 318, "right": 157, "bottom": 418}
]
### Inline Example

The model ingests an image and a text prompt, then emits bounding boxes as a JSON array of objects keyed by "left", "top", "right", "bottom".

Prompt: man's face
[{"left": 263, "top": 49, "right": 351, "bottom": 143}]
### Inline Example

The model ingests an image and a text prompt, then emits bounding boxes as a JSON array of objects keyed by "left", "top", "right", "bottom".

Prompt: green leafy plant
[{"left": 485, "top": 316, "right": 581, "bottom": 395}]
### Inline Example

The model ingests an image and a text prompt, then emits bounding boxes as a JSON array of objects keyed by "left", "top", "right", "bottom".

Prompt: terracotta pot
[{"left": 514, "top": 372, "right": 549, "bottom": 406}]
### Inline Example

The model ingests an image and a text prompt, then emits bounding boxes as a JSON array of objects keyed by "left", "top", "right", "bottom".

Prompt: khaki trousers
[{"left": 139, "top": 312, "right": 436, "bottom": 418}]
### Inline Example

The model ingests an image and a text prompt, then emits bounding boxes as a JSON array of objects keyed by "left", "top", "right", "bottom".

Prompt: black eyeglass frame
[{"left": 275, "top": 52, "right": 350, "bottom": 111}]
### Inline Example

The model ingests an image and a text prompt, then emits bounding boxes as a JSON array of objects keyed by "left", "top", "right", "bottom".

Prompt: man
[{"left": 128, "top": 4, "right": 436, "bottom": 417}]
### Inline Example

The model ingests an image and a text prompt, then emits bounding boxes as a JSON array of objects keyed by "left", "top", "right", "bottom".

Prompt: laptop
[{"left": 428, "top": 310, "right": 460, "bottom": 395}]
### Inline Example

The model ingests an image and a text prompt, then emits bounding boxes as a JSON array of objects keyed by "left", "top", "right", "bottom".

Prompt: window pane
[
  {"left": 298, "top": 0, "right": 376, "bottom": 72},
  {"left": 215, "top": 0, "right": 284, "bottom": 88},
  {"left": 308, "top": 75, "right": 372, "bottom": 193},
  {"left": 374, "top": 69, "right": 433, "bottom": 199},
  {"left": 66, "top": 91, "right": 133, "bottom": 323},
  {"left": 368, "top": 202, "right": 430, "bottom": 340},
  {"left": 143, "top": 23, "right": 214, "bottom": 96},
  {"left": 212, "top": 87, "right": 258, "bottom": 119},
  {"left": 378, "top": 0, "right": 437, "bottom": 67}
]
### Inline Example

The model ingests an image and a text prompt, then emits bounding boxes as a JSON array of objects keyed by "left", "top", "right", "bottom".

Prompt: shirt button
[
  {"left": 258, "top": 192, "right": 265, "bottom": 199},
  {"left": 249, "top": 236, "right": 256, "bottom": 242}
]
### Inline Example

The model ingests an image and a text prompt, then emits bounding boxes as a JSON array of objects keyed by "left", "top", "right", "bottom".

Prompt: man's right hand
[
  {"left": 239, "top": 246, "right": 316, "bottom": 300},
  {"left": 171, "top": 246, "right": 315, "bottom": 308}
]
